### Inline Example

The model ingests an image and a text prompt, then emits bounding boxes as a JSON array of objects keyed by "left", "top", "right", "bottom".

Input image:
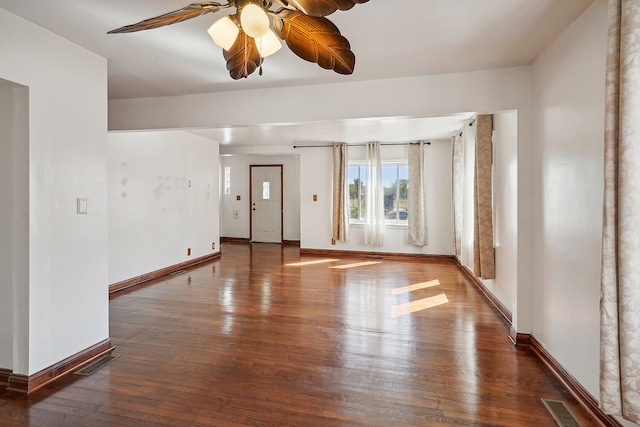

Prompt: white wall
[
  {"left": 299, "top": 140, "right": 453, "bottom": 254},
  {"left": 530, "top": 1, "right": 627, "bottom": 424},
  {"left": 0, "top": 8, "right": 109, "bottom": 375},
  {"left": 108, "top": 131, "right": 220, "bottom": 284},
  {"left": 219, "top": 153, "right": 300, "bottom": 241},
  {"left": 109, "top": 68, "right": 531, "bottom": 133}
]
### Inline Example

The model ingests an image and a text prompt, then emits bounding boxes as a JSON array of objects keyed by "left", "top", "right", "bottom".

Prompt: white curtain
[
  {"left": 451, "top": 133, "right": 464, "bottom": 257},
  {"left": 332, "top": 144, "right": 349, "bottom": 243},
  {"left": 460, "top": 122, "right": 477, "bottom": 269},
  {"left": 364, "top": 143, "right": 384, "bottom": 246},
  {"left": 408, "top": 142, "right": 427, "bottom": 246},
  {"left": 600, "top": 1, "right": 640, "bottom": 423}
]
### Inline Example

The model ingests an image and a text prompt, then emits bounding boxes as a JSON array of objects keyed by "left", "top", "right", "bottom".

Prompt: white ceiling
[{"left": 0, "top": 0, "right": 594, "bottom": 146}]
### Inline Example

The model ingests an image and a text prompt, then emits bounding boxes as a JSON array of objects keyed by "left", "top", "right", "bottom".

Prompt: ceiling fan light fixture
[
  {"left": 208, "top": 16, "right": 239, "bottom": 51},
  {"left": 107, "top": 0, "right": 369, "bottom": 79},
  {"left": 256, "top": 28, "right": 282, "bottom": 57},
  {"left": 240, "top": 3, "right": 270, "bottom": 38}
]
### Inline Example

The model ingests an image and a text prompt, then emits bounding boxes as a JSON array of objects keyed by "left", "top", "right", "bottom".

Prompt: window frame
[
  {"left": 348, "top": 161, "right": 409, "bottom": 226},
  {"left": 224, "top": 166, "right": 231, "bottom": 195}
]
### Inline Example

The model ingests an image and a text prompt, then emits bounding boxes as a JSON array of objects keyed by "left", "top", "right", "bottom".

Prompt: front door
[{"left": 250, "top": 165, "right": 283, "bottom": 243}]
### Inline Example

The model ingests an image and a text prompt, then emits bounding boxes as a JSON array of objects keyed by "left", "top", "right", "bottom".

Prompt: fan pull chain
[
  {"left": 258, "top": 37, "right": 264, "bottom": 76},
  {"left": 243, "top": 35, "right": 249, "bottom": 78}
]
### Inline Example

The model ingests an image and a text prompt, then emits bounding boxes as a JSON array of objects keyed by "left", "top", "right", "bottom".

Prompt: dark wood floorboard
[{"left": 0, "top": 243, "right": 602, "bottom": 426}]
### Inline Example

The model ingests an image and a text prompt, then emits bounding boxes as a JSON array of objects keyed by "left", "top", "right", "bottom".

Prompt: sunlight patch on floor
[
  {"left": 392, "top": 279, "right": 441, "bottom": 295},
  {"left": 286, "top": 259, "right": 340, "bottom": 267},
  {"left": 330, "top": 261, "right": 382, "bottom": 269},
  {"left": 391, "top": 293, "right": 449, "bottom": 317}
]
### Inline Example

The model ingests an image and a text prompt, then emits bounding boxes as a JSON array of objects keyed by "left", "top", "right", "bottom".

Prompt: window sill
[{"left": 349, "top": 222, "right": 408, "bottom": 229}]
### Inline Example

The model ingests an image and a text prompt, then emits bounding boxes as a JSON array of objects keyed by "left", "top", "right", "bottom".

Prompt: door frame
[{"left": 249, "top": 164, "right": 284, "bottom": 243}]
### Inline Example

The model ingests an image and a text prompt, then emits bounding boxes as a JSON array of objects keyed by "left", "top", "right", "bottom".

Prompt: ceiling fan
[{"left": 108, "top": 0, "right": 369, "bottom": 80}]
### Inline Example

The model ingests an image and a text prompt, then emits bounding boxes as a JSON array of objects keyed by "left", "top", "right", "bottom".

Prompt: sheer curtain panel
[
  {"left": 364, "top": 143, "right": 384, "bottom": 246},
  {"left": 408, "top": 142, "right": 428, "bottom": 246},
  {"left": 600, "top": 0, "right": 640, "bottom": 422},
  {"left": 332, "top": 144, "right": 349, "bottom": 242}
]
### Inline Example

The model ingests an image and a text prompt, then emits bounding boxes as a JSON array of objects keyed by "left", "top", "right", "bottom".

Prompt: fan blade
[
  {"left": 223, "top": 31, "right": 262, "bottom": 79},
  {"left": 108, "top": 2, "right": 226, "bottom": 34},
  {"left": 286, "top": 0, "right": 368, "bottom": 17},
  {"left": 330, "top": 0, "right": 370, "bottom": 12},
  {"left": 273, "top": 10, "right": 355, "bottom": 75}
]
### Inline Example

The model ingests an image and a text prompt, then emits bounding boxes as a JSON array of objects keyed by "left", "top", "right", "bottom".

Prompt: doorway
[
  {"left": 250, "top": 165, "right": 283, "bottom": 243},
  {"left": 0, "top": 79, "right": 29, "bottom": 375}
]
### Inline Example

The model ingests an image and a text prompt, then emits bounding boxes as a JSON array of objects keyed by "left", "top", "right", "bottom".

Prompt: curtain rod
[
  {"left": 293, "top": 141, "right": 431, "bottom": 149},
  {"left": 457, "top": 118, "right": 477, "bottom": 137}
]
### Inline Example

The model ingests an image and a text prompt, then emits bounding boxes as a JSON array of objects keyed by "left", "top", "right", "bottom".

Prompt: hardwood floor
[{"left": 0, "top": 243, "right": 603, "bottom": 426}]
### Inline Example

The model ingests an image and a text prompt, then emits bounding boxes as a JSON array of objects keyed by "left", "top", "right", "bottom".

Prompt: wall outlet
[
  {"left": 233, "top": 210, "right": 239, "bottom": 219},
  {"left": 187, "top": 248, "right": 191, "bottom": 256},
  {"left": 212, "top": 242, "right": 215, "bottom": 250}
]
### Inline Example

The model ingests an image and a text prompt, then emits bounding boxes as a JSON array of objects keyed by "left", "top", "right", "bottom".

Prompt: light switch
[
  {"left": 77, "top": 198, "right": 88, "bottom": 214},
  {"left": 313, "top": 195, "right": 318, "bottom": 201}
]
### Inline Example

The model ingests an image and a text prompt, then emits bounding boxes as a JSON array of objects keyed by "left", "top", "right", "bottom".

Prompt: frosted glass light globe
[
  {"left": 208, "top": 17, "right": 239, "bottom": 50},
  {"left": 256, "top": 29, "right": 282, "bottom": 57},
  {"left": 240, "top": 4, "right": 269, "bottom": 38}
]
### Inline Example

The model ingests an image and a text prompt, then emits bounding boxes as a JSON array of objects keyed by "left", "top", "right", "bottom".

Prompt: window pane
[
  {"left": 263, "top": 182, "right": 270, "bottom": 200},
  {"left": 224, "top": 166, "right": 231, "bottom": 195},
  {"left": 382, "top": 164, "right": 409, "bottom": 221},
  {"left": 398, "top": 165, "right": 408, "bottom": 221},
  {"left": 348, "top": 166, "right": 365, "bottom": 220},
  {"left": 382, "top": 165, "right": 398, "bottom": 219}
]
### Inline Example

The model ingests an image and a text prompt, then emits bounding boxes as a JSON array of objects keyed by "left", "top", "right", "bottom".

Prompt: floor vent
[
  {"left": 170, "top": 269, "right": 187, "bottom": 276},
  {"left": 74, "top": 354, "right": 119, "bottom": 376},
  {"left": 364, "top": 256, "right": 383, "bottom": 260},
  {"left": 541, "top": 399, "right": 585, "bottom": 427}
]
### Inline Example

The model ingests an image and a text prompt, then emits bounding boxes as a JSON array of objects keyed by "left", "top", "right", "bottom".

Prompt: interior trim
[
  {"left": 530, "top": 336, "right": 622, "bottom": 427},
  {"left": 0, "top": 368, "right": 12, "bottom": 388},
  {"left": 221, "top": 237, "right": 251, "bottom": 244},
  {"left": 7, "top": 339, "right": 114, "bottom": 394},
  {"left": 299, "top": 248, "right": 455, "bottom": 263},
  {"left": 452, "top": 258, "right": 513, "bottom": 324},
  {"left": 220, "top": 238, "right": 300, "bottom": 246},
  {"left": 509, "top": 327, "right": 532, "bottom": 347},
  {"left": 109, "top": 251, "right": 221, "bottom": 295}
]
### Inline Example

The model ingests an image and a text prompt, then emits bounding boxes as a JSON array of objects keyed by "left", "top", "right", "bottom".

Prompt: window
[
  {"left": 348, "top": 165, "right": 365, "bottom": 221},
  {"left": 262, "top": 181, "right": 270, "bottom": 200},
  {"left": 348, "top": 163, "right": 408, "bottom": 223},
  {"left": 224, "top": 166, "right": 231, "bottom": 195},
  {"left": 383, "top": 164, "right": 409, "bottom": 222}
]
